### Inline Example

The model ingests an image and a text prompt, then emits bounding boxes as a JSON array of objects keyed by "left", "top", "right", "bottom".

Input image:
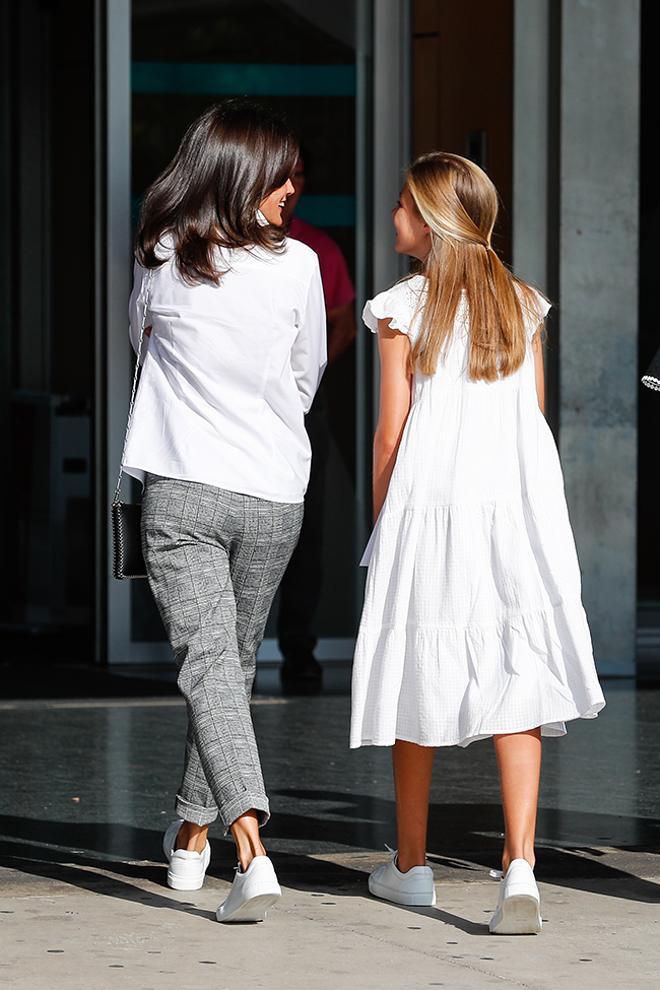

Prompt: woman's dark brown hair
[{"left": 135, "top": 98, "right": 299, "bottom": 284}]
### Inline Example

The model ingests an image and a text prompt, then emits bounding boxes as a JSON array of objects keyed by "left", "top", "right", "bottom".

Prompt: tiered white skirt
[{"left": 350, "top": 497, "right": 605, "bottom": 749}]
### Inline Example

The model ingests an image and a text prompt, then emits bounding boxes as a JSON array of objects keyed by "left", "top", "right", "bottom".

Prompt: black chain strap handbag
[
  {"left": 111, "top": 269, "right": 153, "bottom": 579},
  {"left": 642, "top": 347, "right": 660, "bottom": 393}
]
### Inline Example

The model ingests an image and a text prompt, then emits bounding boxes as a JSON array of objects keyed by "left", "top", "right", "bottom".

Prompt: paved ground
[{"left": 1, "top": 667, "right": 659, "bottom": 989}]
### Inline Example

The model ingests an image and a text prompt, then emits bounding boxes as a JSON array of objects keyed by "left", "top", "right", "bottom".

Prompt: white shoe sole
[
  {"left": 167, "top": 868, "right": 207, "bottom": 891},
  {"left": 489, "top": 894, "right": 542, "bottom": 935},
  {"left": 216, "top": 889, "right": 281, "bottom": 923},
  {"left": 368, "top": 875, "right": 436, "bottom": 907}
]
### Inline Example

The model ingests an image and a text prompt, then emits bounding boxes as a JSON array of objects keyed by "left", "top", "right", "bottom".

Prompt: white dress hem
[{"left": 349, "top": 699, "right": 605, "bottom": 750}]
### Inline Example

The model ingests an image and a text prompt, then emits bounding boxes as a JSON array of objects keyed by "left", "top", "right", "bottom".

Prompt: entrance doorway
[{"left": 104, "top": 0, "right": 382, "bottom": 664}]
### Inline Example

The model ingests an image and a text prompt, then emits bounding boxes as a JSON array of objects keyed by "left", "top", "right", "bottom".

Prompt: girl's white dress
[{"left": 350, "top": 276, "right": 605, "bottom": 749}]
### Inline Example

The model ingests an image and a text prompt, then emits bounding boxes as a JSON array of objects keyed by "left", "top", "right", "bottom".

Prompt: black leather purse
[
  {"left": 111, "top": 270, "right": 153, "bottom": 579},
  {"left": 642, "top": 348, "right": 660, "bottom": 393}
]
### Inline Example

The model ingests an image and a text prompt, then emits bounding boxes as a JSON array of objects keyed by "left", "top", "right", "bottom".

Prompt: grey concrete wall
[{"left": 560, "top": 0, "right": 640, "bottom": 674}]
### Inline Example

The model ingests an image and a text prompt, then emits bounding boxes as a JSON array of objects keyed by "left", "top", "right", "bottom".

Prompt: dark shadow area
[
  {"left": 0, "top": 661, "right": 179, "bottom": 700},
  {"left": 1, "top": 790, "right": 658, "bottom": 923},
  {"left": 0, "top": 841, "right": 215, "bottom": 923},
  {"left": 0, "top": 814, "right": 365, "bottom": 920},
  {"left": 266, "top": 789, "right": 660, "bottom": 903}
]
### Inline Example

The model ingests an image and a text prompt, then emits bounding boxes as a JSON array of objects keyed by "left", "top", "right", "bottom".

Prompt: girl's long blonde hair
[{"left": 406, "top": 152, "right": 545, "bottom": 382}]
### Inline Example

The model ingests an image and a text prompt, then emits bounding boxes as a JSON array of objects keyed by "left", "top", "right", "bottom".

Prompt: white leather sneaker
[
  {"left": 489, "top": 859, "right": 542, "bottom": 935},
  {"left": 162, "top": 819, "right": 211, "bottom": 891},
  {"left": 368, "top": 849, "right": 436, "bottom": 906},
  {"left": 216, "top": 855, "right": 282, "bottom": 923}
]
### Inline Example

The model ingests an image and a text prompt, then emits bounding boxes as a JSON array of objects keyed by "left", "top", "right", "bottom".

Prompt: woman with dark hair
[{"left": 121, "top": 100, "right": 326, "bottom": 923}]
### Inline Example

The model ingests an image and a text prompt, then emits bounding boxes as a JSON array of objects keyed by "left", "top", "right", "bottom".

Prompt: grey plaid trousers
[{"left": 141, "top": 473, "right": 303, "bottom": 831}]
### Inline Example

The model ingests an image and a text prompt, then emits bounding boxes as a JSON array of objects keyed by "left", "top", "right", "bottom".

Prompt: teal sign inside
[{"left": 132, "top": 62, "right": 356, "bottom": 97}]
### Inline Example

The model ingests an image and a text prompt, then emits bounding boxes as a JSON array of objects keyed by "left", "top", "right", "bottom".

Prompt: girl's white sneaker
[
  {"left": 162, "top": 818, "right": 211, "bottom": 891},
  {"left": 489, "top": 859, "right": 542, "bottom": 935},
  {"left": 368, "top": 849, "right": 436, "bottom": 906},
  {"left": 216, "top": 855, "right": 282, "bottom": 923}
]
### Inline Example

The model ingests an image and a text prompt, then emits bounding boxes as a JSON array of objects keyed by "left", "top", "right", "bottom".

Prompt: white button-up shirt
[{"left": 122, "top": 233, "right": 327, "bottom": 503}]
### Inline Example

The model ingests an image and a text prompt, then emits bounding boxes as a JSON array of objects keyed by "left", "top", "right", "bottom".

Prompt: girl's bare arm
[
  {"left": 532, "top": 327, "right": 545, "bottom": 415},
  {"left": 373, "top": 319, "right": 413, "bottom": 520}
]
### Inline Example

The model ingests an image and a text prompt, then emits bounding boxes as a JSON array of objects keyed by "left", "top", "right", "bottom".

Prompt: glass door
[{"left": 114, "top": 0, "right": 373, "bottom": 663}]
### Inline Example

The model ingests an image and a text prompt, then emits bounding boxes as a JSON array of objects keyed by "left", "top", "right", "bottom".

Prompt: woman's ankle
[
  {"left": 175, "top": 821, "right": 209, "bottom": 853},
  {"left": 230, "top": 810, "right": 266, "bottom": 871},
  {"left": 236, "top": 841, "right": 266, "bottom": 872}
]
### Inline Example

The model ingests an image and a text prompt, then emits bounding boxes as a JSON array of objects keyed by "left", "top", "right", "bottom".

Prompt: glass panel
[{"left": 1, "top": 1, "right": 95, "bottom": 662}]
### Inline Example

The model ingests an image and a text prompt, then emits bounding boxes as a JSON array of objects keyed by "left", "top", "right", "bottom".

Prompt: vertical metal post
[
  {"left": 368, "top": 0, "right": 412, "bottom": 467},
  {"left": 355, "top": 0, "right": 411, "bottom": 618},
  {"left": 354, "top": 0, "right": 374, "bottom": 602},
  {"left": 513, "top": 0, "right": 554, "bottom": 422},
  {"left": 94, "top": 0, "right": 132, "bottom": 664},
  {"left": 372, "top": 0, "right": 412, "bottom": 300},
  {"left": 93, "top": 0, "right": 106, "bottom": 663},
  {"left": 0, "top": 1, "right": 11, "bottom": 614}
]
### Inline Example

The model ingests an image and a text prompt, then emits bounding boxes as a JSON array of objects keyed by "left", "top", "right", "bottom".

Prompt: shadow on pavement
[{"left": 1, "top": 791, "right": 658, "bottom": 927}]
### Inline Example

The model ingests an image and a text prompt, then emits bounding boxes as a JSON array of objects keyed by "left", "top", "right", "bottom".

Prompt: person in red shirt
[{"left": 277, "top": 155, "right": 356, "bottom": 693}]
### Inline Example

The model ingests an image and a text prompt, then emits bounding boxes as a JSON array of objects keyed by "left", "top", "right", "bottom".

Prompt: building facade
[{"left": 1, "top": 0, "right": 655, "bottom": 674}]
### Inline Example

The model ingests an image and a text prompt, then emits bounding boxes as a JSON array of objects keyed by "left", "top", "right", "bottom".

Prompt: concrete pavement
[
  {"left": 1, "top": 672, "right": 659, "bottom": 988},
  {"left": 2, "top": 845, "right": 659, "bottom": 989}
]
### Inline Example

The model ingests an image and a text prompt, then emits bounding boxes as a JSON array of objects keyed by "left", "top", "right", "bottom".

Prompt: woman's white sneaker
[
  {"left": 216, "top": 855, "right": 281, "bottom": 923},
  {"left": 489, "top": 859, "right": 542, "bottom": 935},
  {"left": 368, "top": 850, "right": 436, "bottom": 906},
  {"left": 163, "top": 819, "right": 211, "bottom": 891}
]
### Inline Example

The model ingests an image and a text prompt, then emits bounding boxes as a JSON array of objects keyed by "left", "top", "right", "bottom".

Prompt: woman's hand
[{"left": 372, "top": 318, "right": 413, "bottom": 520}]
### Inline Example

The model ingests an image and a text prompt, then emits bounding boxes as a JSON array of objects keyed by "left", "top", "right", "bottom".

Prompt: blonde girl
[{"left": 351, "top": 152, "right": 604, "bottom": 935}]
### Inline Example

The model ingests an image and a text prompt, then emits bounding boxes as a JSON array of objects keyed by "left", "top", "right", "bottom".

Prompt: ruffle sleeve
[
  {"left": 520, "top": 286, "right": 552, "bottom": 339},
  {"left": 362, "top": 278, "right": 423, "bottom": 337}
]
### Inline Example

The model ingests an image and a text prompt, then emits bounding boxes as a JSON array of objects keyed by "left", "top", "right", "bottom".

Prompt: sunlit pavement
[{"left": 1, "top": 666, "right": 659, "bottom": 989}]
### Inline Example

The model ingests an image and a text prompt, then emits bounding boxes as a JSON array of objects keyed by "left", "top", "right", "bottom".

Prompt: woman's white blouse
[{"left": 122, "top": 234, "right": 327, "bottom": 503}]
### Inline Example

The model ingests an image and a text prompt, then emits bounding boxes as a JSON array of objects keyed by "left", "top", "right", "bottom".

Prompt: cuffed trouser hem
[
  {"left": 175, "top": 793, "right": 270, "bottom": 834},
  {"left": 174, "top": 795, "right": 219, "bottom": 827},
  {"left": 218, "top": 794, "right": 270, "bottom": 836}
]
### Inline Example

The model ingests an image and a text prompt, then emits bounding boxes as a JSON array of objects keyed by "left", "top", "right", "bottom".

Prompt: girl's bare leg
[
  {"left": 393, "top": 739, "right": 435, "bottom": 872},
  {"left": 493, "top": 728, "right": 542, "bottom": 872}
]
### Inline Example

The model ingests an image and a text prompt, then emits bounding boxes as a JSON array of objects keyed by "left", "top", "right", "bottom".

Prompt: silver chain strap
[{"left": 112, "top": 268, "right": 153, "bottom": 504}]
